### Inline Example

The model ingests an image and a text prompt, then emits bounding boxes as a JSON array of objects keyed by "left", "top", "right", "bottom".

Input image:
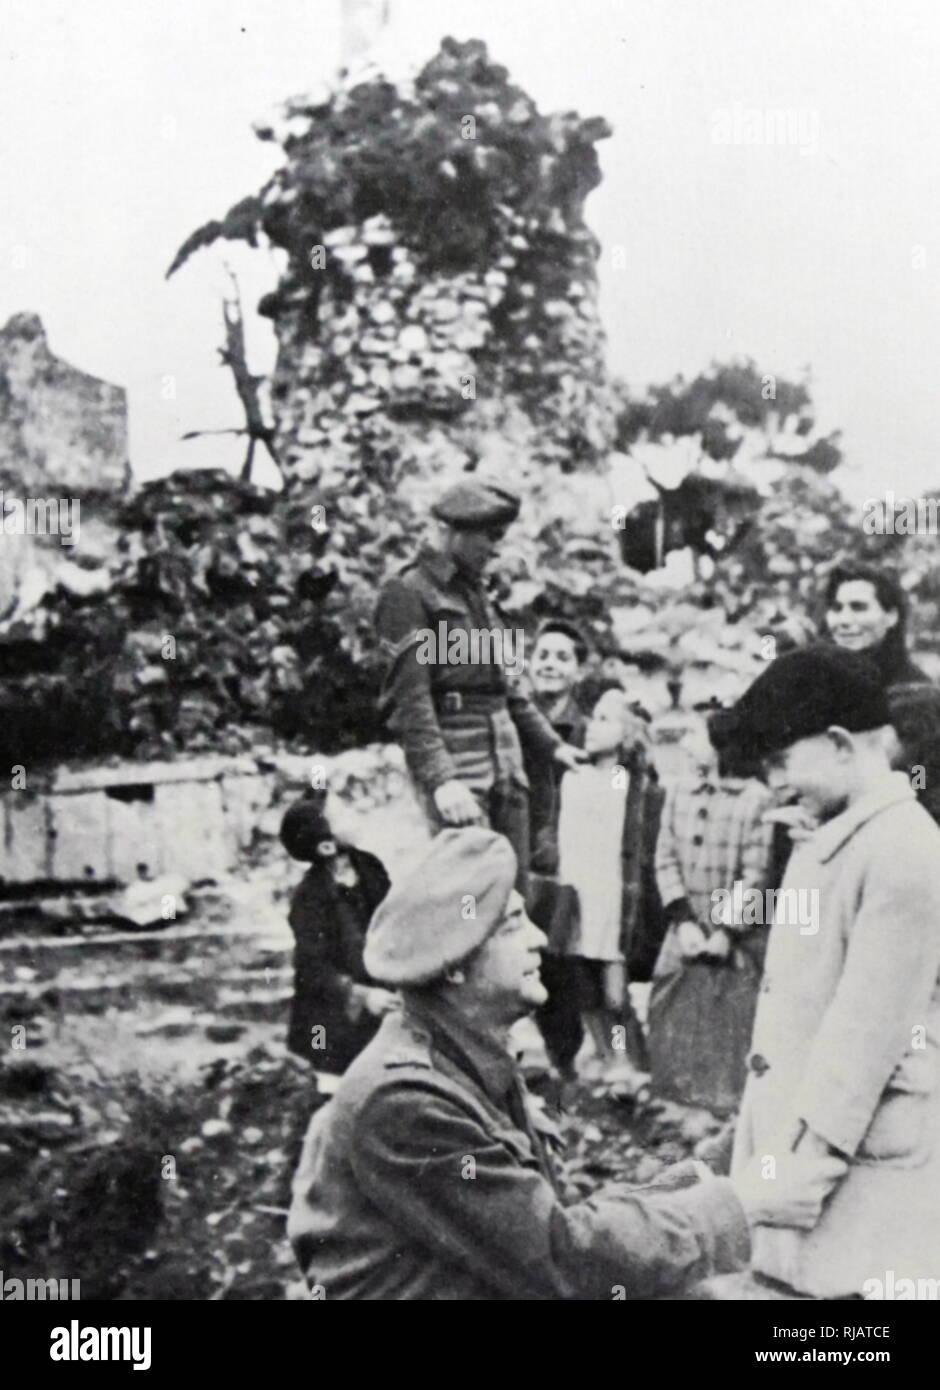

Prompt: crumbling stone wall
[
  {"left": 0, "top": 312, "right": 129, "bottom": 497},
  {"left": 1, "top": 40, "right": 620, "bottom": 768},
  {"left": 0, "top": 313, "right": 128, "bottom": 623},
  {"left": 171, "top": 37, "right": 618, "bottom": 658},
  {"left": 262, "top": 38, "right": 614, "bottom": 485}
]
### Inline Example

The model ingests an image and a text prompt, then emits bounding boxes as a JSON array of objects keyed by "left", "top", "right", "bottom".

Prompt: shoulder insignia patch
[
  {"left": 383, "top": 1024, "right": 433, "bottom": 1070},
  {"left": 379, "top": 630, "right": 423, "bottom": 661}
]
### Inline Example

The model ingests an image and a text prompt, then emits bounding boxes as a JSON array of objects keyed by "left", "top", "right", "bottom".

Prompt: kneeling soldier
[{"left": 288, "top": 828, "right": 844, "bottom": 1300}]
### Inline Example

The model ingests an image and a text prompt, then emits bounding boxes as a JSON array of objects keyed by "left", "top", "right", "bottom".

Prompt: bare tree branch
[{"left": 181, "top": 268, "right": 281, "bottom": 483}]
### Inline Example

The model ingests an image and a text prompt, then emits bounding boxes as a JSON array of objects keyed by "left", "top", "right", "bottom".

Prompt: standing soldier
[{"left": 375, "top": 479, "right": 584, "bottom": 891}]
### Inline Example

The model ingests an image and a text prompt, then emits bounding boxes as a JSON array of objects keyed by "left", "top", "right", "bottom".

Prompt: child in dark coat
[{"left": 280, "top": 793, "right": 394, "bottom": 1074}]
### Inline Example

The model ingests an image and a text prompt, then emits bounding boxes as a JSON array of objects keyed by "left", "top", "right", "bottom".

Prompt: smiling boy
[{"left": 720, "top": 646, "right": 940, "bottom": 1297}]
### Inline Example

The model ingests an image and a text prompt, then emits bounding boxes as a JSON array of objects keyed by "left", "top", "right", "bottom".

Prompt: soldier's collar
[
  {"left": 402, "top": 993, "right": 518, "bottom": 1108},
  {"left": 418, "top": 547, "right": 488, "bottom": 592},
  {"left": 417, "top": 547, "right": 459, "bottom": 586}
]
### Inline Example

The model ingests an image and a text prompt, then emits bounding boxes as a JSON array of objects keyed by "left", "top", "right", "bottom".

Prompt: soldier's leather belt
[{"left": 435, "top": 691, "right": 507, "bottom": 715}]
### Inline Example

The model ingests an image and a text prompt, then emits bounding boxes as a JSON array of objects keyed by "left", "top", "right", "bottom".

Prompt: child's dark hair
[
  {"left": 888, "top": 682, "right": 940, "bottom": 768},
  {"left": 706, "top": 708, "right": 763, "bottom": 780},
  {"left": 534, "top": 617, "right": 591, "bottom": 665},
  {"left": 279, "top": 789, "right": 332, "bottom": 862}
]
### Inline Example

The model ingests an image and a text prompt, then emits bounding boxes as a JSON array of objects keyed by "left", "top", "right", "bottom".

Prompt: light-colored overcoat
[{"left": 732, "top": 772, "right": 940, "bottom": 1297}]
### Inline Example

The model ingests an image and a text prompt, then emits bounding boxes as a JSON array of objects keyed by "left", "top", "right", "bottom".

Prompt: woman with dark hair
[{"left": 822, "top": 560, "right": 927, "bottom": 688}]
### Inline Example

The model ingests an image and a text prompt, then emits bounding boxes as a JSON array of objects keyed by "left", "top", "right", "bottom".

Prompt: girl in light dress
[{"left": 555, "top": 684, "right": 663, "bottom": 1094}]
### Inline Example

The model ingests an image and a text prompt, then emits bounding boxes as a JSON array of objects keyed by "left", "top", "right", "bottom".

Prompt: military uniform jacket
[
  {"left": 288, "top": 993, "right": 750, "bottom": 1300},
  {"left": 375, "top": 549, "right": 561, "bottom": 792}
]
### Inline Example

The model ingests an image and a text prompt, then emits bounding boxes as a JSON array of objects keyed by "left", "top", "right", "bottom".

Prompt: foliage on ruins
[{"left": 3, "top": 46, "right": 937, "bottom": 770}]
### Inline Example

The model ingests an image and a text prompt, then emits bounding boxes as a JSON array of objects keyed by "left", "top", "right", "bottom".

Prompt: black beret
[{"left": 719, "top": 645, "right": 891, "bottom": 761}]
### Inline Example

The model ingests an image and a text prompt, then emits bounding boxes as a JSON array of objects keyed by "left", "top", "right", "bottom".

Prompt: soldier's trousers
[{"left": 415, "top": 776, "right": 530, "bottom": 898}]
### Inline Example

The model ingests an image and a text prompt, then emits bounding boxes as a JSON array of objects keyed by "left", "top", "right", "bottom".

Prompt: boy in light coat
[{"left": 719, "top": 646, "right": 940, "bottom": 1298}]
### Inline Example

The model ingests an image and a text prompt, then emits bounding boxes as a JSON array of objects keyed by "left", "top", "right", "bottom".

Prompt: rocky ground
[{"left": 0, "top": 855, "right": 731, "bottom": 1302}]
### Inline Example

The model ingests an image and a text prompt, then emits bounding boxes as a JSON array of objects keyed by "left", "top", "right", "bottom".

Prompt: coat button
[{"left": 749, "top": 1053, "right": 770, "bottom": 1076}]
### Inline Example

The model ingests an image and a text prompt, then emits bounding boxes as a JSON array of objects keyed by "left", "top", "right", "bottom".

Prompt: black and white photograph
[{"left": 2, "top": 0, "right": 940, "bottom": 1349}]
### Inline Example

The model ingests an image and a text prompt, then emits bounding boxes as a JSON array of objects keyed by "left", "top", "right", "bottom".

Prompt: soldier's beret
[
  {"left": 431, "top": 479, "right": 520, "bottom": 529},
  {"left": 363, "top": 827, "right": 517, "bottom": 986}
]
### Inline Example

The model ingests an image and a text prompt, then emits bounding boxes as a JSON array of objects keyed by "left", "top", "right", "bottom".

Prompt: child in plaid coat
[{"left": 650, "top": 714, "right": 776, "bottom": 1113}]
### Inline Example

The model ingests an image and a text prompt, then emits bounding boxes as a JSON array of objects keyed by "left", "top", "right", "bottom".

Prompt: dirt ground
[
  {"left": 0, "top": 847, "right": 729, "bottom": 1302},
  {"left": 0, "top": 1018, "right": 724, "bottom": 1300}
]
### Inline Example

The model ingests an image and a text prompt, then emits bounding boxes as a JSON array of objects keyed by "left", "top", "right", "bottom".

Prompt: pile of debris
[{"left": 0, "top": 468, "right": 384, "bottom": 767}]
